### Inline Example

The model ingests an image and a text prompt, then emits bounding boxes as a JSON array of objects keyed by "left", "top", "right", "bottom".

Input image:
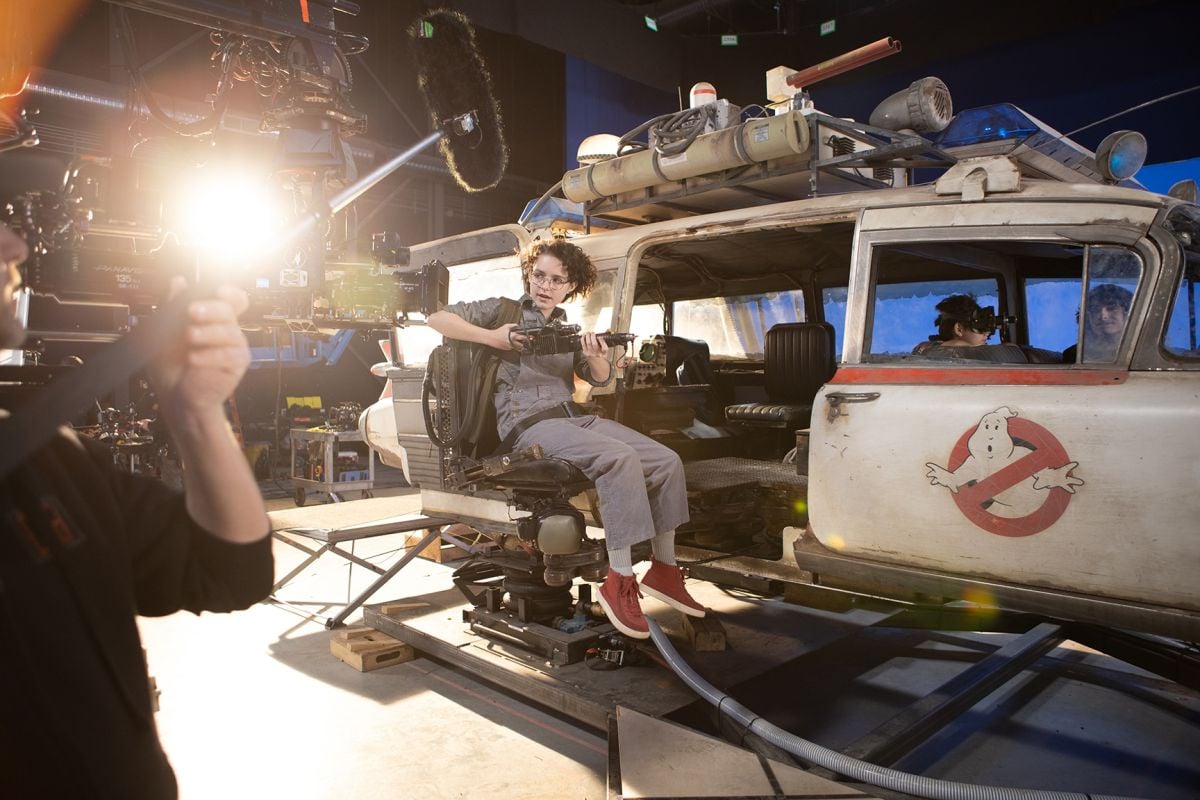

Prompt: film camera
[
  {"left": 371, "top": 231, "right": 447, "bottom": 318},
  {"left": 312, "top": 233, "right": 447, "bottom": 327},
  {"left": 965, "top": 305, "right": 1016, "bottom": 335},
  {"left": 512, "top": 320, "right": 635, "bottom": 355},
  {"left": 2, "top": 168, "right": 446, "bottom": 333},
  {"left": 930, "top": 303, "right": 1015, "bottom": 339}
]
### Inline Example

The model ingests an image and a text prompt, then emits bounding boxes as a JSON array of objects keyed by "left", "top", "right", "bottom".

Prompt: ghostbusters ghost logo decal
[{"left": 925, "top": 406, "right": 1084, "bottom": 537}]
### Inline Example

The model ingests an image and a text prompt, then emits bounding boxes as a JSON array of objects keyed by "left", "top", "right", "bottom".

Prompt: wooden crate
[{"left": 330, "top": 627, "right": 415, "bottom": 672}]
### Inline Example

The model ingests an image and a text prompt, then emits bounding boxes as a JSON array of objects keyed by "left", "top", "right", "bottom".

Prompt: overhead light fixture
[{"left": 644, "top": 16, "right": 658, "bottom": 31}]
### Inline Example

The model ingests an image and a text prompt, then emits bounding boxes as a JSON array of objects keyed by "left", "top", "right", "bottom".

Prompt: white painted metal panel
[
  {"left": 860, "top": 203, "right": 1157, "bottom": 232},
  {"left": 808, "top": 372, "right": 1200, "bottom": 611}
]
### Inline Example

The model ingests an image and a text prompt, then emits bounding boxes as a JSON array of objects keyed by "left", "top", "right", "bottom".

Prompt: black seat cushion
[
  {"left": 431, "top": 335, "right": 596, "bottom": 496},
  {"left": 765, "top": 322, "right": 836, "bottom": 402},
  {"left": 725, "top": 402, "right": 812, "bottom": 427},
  {"left": 724, "top": 322, "right": 835, "bottom": 429},
  {"left": 621, "top": 385, "right": 711, "bottom": 432},
  {"left": 483, "top": 457, "right": 592, "bottom": 492}
]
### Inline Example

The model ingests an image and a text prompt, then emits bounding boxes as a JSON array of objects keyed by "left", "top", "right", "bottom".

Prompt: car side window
[
  {"left": 1162, "top": 250, "right": 1200, "bottom": 361},
  {"left": 1074, "top": 247, "right": 1141, "bottom": 364},
  {"left": 673, "top": 290, "right": 805, "bottom": 358},
  {"left": 869, "top": 278, "right": 999, "bottom": 359},
  {"left": 1024, "top": 277, "right": 1081, "bottom": 353},
  {"left": 864, "top": 242, "right": 1003, "bottom": 362},
  {"left": 865, "top": 240, "right": 1143, "bottom": 366}
]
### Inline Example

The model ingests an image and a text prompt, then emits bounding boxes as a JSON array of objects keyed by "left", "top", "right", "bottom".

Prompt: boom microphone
[{"left": 409, "top": 9, "right": 508, "bottom": 193}]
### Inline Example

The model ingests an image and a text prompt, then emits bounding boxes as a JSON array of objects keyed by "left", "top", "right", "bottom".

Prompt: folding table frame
[{"left": 267, "top": 514, "right": 455, "bottom": 629}]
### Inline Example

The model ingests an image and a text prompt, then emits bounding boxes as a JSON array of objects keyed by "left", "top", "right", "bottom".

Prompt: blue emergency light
[
  {"left": 936, "top": 103, "right": 1147, "bottom": 187},
  {"left": 519, "top": 195, "right": 622, "bottom": 231},
  {"left": 935, "top": 104, "right": 1040, "bottom": 149}
]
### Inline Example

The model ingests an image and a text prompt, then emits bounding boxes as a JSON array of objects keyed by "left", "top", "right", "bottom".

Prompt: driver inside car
[
  {"left": 913, "top": 294, "right": 1062, "bottom": 364},
  {"left": 913, "top": 293, "right": 993, "bottom": 353}
]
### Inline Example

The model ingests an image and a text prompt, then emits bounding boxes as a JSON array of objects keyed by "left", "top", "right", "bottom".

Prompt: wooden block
[
  {"left": 683, "top": 614, "right": 727, "bottom": 652},
  {"left": 404, "top": 532, "right": 468, "bottom": 563},
  {"left": 379, "top": 601, "right": 432, "bottom": 615},
  {"left": 330, "top": 627, "right": 415, "bottom": 672}
]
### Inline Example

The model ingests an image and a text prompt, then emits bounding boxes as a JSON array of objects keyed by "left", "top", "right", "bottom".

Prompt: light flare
[
  {"left": 960, "top": 587, "right": 1001, "bottom": 620},
  {"left": 172, "top": 169, "right": 288, "bottom": 271}
]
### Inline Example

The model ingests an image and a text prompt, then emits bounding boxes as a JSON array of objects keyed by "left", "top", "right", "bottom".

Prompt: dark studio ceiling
[
  {"left": 446, "top": 0, "right": 1200, "bottom": 165},
  {"left": 9, "top": 0, "right": 1200, "bottom": 209}
]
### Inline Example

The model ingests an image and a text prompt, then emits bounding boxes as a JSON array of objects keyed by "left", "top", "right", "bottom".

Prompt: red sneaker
[
  {"left": 597, "top": 569, "right": 649, "bottom": 639},
  {"left": 641, "top": 559, "right": 706, "bottom": 617}
]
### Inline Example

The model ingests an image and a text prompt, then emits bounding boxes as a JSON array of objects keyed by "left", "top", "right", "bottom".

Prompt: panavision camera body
[{"left": 3, "top": 162, "right": 445, "bottom": 332}]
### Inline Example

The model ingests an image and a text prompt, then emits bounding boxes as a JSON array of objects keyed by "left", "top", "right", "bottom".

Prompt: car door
[{"left": 807, "top": 201, "right": 1200, "bottom": 615}]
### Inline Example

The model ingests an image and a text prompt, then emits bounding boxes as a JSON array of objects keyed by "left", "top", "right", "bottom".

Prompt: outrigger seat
[
  {"left": 725, "top": 322, "right": 836, "bottom": 429},
  {"left": 428, "top": 336, "right": 610, "bottom": 606},
  {"left": 428, "top": 334, "right": 597, "bottom": 503}
]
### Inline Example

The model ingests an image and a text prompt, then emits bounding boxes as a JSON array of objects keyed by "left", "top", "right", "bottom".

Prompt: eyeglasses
[{"left": 530, "top": 271, "right": 572, "bottom": 288}]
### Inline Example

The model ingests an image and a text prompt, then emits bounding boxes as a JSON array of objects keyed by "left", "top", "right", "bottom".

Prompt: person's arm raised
[
  {"left": 150, "top": 279, "right": 268, "bottom": 544},
  {"left": 427, "top": 309, "right": 524, "bottom": 351}
]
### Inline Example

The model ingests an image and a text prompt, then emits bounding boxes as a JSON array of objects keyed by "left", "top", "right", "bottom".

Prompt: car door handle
[{"left": 825, "top": 391, "right": 880, "bottom": 421}]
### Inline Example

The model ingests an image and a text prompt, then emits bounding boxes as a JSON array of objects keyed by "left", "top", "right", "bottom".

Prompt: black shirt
[{"left": 0, "top": 427, "right": 273, "bottom": 799}]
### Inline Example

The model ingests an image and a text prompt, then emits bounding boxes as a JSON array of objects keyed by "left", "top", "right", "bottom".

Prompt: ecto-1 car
[{"left": 362, "top": 81, "right": 1200, "bottom": 650}]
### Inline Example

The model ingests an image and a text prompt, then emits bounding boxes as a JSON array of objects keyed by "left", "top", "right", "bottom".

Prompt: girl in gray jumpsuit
[{"left": 427, "top": 239, "right": 704, "bottom": 639}]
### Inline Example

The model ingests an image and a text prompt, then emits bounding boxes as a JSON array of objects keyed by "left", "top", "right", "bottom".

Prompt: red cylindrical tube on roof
[{"left": 785, "top": 37, "right": 901, "bottom": 89}]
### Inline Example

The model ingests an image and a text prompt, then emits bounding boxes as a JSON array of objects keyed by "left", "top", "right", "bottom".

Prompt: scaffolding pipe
[{"left": 785, "top": 37, "right": 901, "bottom": 89}]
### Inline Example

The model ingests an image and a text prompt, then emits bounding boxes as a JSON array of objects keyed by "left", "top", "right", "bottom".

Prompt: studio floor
[
  {"left": 137, "top": 478, "right": 609, "bottom": 800},
  {"left": 136, "top": 468, "right": 1200, "bottom": 800}
]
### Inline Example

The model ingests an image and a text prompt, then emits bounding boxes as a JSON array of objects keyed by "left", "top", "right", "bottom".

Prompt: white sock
[
  {"left": 607, "top": 546, "right": 634, "bottom": 576},
  {"left": 651, "top": 529, "right": 676, "bottom": 565}
]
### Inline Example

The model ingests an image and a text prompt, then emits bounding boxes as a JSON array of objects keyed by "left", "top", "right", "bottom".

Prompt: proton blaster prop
[{"left": 511, "top": 321, "right": 635, "bottom": 356}]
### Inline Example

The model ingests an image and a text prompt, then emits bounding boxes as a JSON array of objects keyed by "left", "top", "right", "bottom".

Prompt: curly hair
[
  {"left": 933, "top": 294, "right": 983, "bottom": 340},
  {"left": 1086, "top": 283, "right": 1133, "bottom": 313},
  {"left": 518, "top": 238, "right": 596, "bottom": 302}
]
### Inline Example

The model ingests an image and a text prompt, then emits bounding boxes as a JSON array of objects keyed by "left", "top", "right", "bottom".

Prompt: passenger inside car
[{"left": 1062, "top": 283, "right": 1133, "bottom": 363}]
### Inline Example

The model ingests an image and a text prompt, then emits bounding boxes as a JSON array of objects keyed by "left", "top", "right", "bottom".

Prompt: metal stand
[{"left": 267, "top": 514, "right": 453, "bottom": 628}]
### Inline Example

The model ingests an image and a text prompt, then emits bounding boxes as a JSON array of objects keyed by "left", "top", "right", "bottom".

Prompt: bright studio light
[{"left": 174, "top": 170, "right": 287, "bottom": 266}]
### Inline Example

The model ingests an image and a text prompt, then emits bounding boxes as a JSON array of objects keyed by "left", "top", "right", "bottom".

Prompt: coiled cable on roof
[{"left": 616, "top": 105, "right": 717, "bottom": 158}]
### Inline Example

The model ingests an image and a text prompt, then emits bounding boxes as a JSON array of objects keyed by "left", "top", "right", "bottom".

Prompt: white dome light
[{"left": 576, "top": 133, "right": 621, "bottom": 165}]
